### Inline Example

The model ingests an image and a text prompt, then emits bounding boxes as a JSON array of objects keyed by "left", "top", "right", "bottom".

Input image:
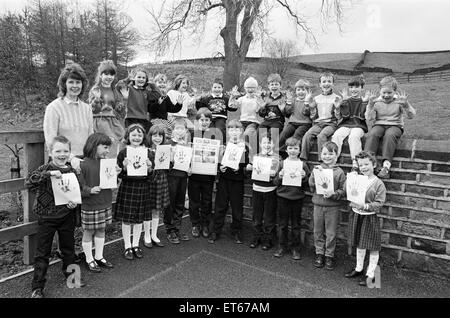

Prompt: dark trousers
[
  {"left": 213, "top": 178, "right": 244, "bottom": 235},
  {"left": 188, "top": 179, "right": 214, "bottom": 229},
  {"left": 164, "top": 175, "right": 187, "bottom": 234},
  {"left": 32, "top": 213, "right": 75, "bottom": 291},
  {"left": 212, "top": 117, "right": 227, "bottom": 144},
  {"left": 279, "top": 123, "right": 311, "bottom": 155},
  {"left": 252, "top": 190, "right": 277, "bottom": 244},
  {"left": 277, "top": 197, "right": 303, "bottom": 251},
  {"left": 300, "top": 122, "right": 337, "bottom": 160},
  {"left": 125, "top": 118, "right": 151, "bottom": 133},
  {"left": 364, "top": 125, "right": 403, "bottom": 163}
]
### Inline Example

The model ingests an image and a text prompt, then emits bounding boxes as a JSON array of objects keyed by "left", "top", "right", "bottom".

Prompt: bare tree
[
  {"left": 263, "top": 38, "right": 299, "bottom": 78},
  {"left": 146, "top": 0, "right": 349, "bottom": 90}
]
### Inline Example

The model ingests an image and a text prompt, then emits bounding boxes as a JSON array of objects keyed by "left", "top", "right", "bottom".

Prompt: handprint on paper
[
  {"left": 228, "top": 148, "right": 239, "bottom": 162},
  {"left": 133, "top": 155, "right": 142, "bottom": 169},
  {"left": 158, "top": 152, "right": 168, "bottom": 163},
  {"left": 105, "top": 167, "right": 115, "bottom": 179},
  {"left": 289, "top": 168, "right": 301, "bottom": 179},
  {"left": 254, "top": 162, "right": 263, "bottom": 175},
  {"left": 59, "top": 179, "right": 70, "bottom": 193},
  {"left": 317, "top": 175, "right": 331, "bottom": 190},
  {"left": 348, "top": 176, "right": 359, "bottom": 197},
  {"left": 177, "top": 150, "right": 186, "bottom": 164}
]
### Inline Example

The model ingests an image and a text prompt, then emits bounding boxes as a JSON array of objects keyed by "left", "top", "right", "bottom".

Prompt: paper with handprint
[
  {"left": 313, "top": 168, "right": 334, "bottom": 195},
  {"left": 99, "top": 159, "right": 118, "bottom": 189},
  {"left": 251, "top": 156, "right": 272, "bottom": 182},
  {"left": 346, "top": 173, "right": 370, "bottom": 206},
  {"left": 282, "top": 159, "right": 303, "bottom": 187},
  {"left": 154, "top": 145, "right": 171, "bottom": 170},
  {"left": 51, "top": 173, "right": 82, "bottom": 206},
  {"left": 221, "top": 142, "right": 245, "bottom": 170},
  {"left": 126, "top": 146, "right": 148, "bottom": 176},
  {"left": 173, "top": 145, "right": 193, "bottom": 172}
]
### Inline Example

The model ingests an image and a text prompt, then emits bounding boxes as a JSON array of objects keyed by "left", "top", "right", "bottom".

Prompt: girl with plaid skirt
[
  {"left": 79, "top": 133, "right": 119, "bottom": 272},
  {"left": 114, "top": 124, "right": 154, "bottom": 260},
  {"left": 143, "top": 125, "right": 171, "bottom": 248},
  {"left": 345, "top": 151, "right": 386, "bottom": 286}
]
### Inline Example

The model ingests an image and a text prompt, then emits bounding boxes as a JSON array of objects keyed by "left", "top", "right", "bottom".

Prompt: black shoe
[
  {"left": 179, "top": 233, "right": 190, "bottom": 241},
  {"left": 249, "top": 238, "right": 260, "bottom": 248},
  {"left": 152, "top": 238, "right": 164, "bottom": 247},
  {"left": 345, "top": 269, "right": 364, "bottom": 278},
  {"left": 95, "top": 258, "right": 114, "bottom": 268},
  {"left": 314, "top": 254, "right": 325, "bottom": 268},
  {"left": 234, "top": 232, "right": 243, "bottom": 244},
  {"left": 132, "top": 247, "right": 143, "bottom": 259},
  {"left": 143, "top": 240, "right": 153, "bottom": 248},
  {"left": 167, "top": 233, "right": 180, "bottom": 244},
  {"left": 192, "top": 226, "right": 200, "bottom": 238},
  {"left": 31, "top": 288, "right": 44, "bottom": 298},
  {"left": 292, "top": 250, "right": 301, "bottom": 260},
  {"left": 202, "top": 227, "right": 209, "bottom": 238},
  {"left": 86, "top": 260, "right": 101, "bottom": 273},
  {"left": 359, "top": 275, "right": 374, "bottom": 287},
  {"left": 325, "top": 256, "right": 335, "bottom": 270},
  {"left": 273, "top": 248, "right": 286, "bottom": 258},
  {"left": 124, "top": 248, "right": 134, "bottom": 260},
  {"left": 208, "top": 232, "right": 217, "bottom": 244}
]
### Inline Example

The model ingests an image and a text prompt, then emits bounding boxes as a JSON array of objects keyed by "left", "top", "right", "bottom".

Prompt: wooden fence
[{"left": 0, "top": 130, "right": 45, "bottom": 265}]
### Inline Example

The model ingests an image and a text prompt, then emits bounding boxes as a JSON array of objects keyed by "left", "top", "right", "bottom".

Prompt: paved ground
[{"left": 1, "top": 218, "right": 450, "bottom": 298}]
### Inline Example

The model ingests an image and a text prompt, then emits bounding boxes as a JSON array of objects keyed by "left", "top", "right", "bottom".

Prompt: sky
[{"left": 1, "top": 0, "right": 449, "bottom": 64}]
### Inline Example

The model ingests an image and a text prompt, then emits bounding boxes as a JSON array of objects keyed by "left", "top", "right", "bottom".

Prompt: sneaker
[
  {"left": 234, "top": 232, "right": 243, "bottom": 244},
  {"left": 124, "top": 248, "right": 134, "bottom": 260},
  {"left": 273, "top": 248, "right": 287, "bottom": 258},
  {"left": 167, "top": 232, "right": 180, "bottom": 244},
  {"left": 261, "top": 242, "right": 272, "bottom": 251},
  {"left": 325, "top": 256, "right": 335, "bottom": 270},
  {"left": 179, "top": 233, "right": 190, "bottom": 241},
  {"left": 378, "top": 166, "right": 390, "bottom": 179},
  {"left": 132, "top": 247, "right": 144, "bottom": 259},
  {"left": 31, "top": 288, "right": 44, "bottom": 298},
  {"left": 202, "top": 227, "right": 210, "bottom": 238},
  {"left": 292, "top": 250, "right": 301, "bottom": 260},
  {"left": 314, "top": 254, "right": 325, "bottom": 268},
  {"left": 192, "top": 226, "right": 200, "bottom": 238},
  {"left": 249, "top": 238, "right": 260, "bottom": 248},
  {"left": 207, "top": 232, "right": 217, "bottom": 244}
]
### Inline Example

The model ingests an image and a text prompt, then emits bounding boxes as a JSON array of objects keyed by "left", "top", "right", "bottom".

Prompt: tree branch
[{"left": 199, "top": 2, "right": 224, "bottom": 15}]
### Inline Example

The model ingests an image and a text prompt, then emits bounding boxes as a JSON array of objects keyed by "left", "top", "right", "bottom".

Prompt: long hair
[
  {"left": 147, "top": 124, "right": 166, "bottom": 147},
  {"left": 93, "top": 60, "right": 117, "bottom": 88},
  {"left": 171, "top": 74, "right": 189, "bottom": 91},
  {"left": 83, "top": 133, "right": 112, "bottom": 159},
  {"left": 124, "top": 124, "right": 149, "bottom": 146}
]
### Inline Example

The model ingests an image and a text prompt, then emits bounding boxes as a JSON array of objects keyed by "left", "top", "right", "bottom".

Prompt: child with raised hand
[
  {"left": 164, "top": 118, "right": 192, "bottom": 244},
  {"left": 208, "top": 119, "right": 250, "bottom": 244},
  {"left": 247, "top": 134, "right": 282, "bottom": 251},
  {"left": 300, "top": 72, "right": 341, "bottom": 161},
  {"left": 331, "top": 75, "right": 369, "bottom": 171},
  {"left": 144, "top": 125, "right": 170, "bottom": 248},
  {"left": 308, "top": 141, "right": 346, "bottom": 270},
  {"left": 279, "top": 79, "right": 313, "bottom": 159},
  {"left": 114, "top": 124, "right": 153, "bottom": 260},
  {"left": 26, "top": 136, "right": 84, "bottom": 298},
  {"left": 364, "top": 76, "right": 416, "bottom": 179},
  {"left": 167, "top": 74, "right": 198, "bottom": 133},
  {"left": 79, "top": 133, "right": 119, "bottom": 273},
  {"left": 345, "top": 151, "right": 386, "bottom": 286},
  {"left": 273, "top": 137, "right": 310, "bottom": 260}
]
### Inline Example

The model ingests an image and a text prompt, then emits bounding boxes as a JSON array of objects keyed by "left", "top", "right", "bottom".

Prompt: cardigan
[{"left": 349, "top": 176, "right": 386, "bottom": 215}]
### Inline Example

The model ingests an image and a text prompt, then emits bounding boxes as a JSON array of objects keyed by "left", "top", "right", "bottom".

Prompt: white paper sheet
[
  {"left": 126, "top": 146, "right": 148, "bottom": 176},
  {"left": 154, "top": 145, "right": 171, "bottom": 170},
  {"left": 51, "top": 173, "right": 82, "bottom": 206},
  {"left": 99, "top": 159, "right": 117, "bottom": 189},
  {"left": 282, "top": 159, "right": 303, "bottom": 187},
  {"left": 313, "top": 168, "right": 334, "bottom": 195},
  {"left": 251, "top": 156, "right": 273, "bottom": 182}
]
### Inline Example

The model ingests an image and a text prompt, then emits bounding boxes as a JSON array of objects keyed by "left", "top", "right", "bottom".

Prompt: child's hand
[
  {"left": 340, "top": 89, "right": 349, "bottom": 101},
  {"left": 176, "top": 94, "right": 185, "bottom": 105},
  {"left": 92, "top": 89, "right": 101, "bottom": 99},
  {"left": 270, "top": 169, "right": 276, "bottom": 177},
  {"left": 50, "top": 170, "right": 62, "bottom": 179},
  {"left": 187, "top": 168, "right": 192, "bottom": 176},
  {"left": 66, "top": 201, "right": 77, "bottom": 209},
  {"left": 314, "top": 165, "right": 323, "bottom": 171},
  {"left": 367, "top": 89, "right": 379, "bottom": 103},
  {"left": 146, "top": 159, "right": 152, "bottom": 168},
  {"left": 246, "top": 164, "right": 253, "bottom": 171},
  {"left": 279, "top": 169, "right": 284, "bottom": 178},
  {"left": 70, "top": 157, "right": 83, "bottom": 174},
  {"left": 285, "top": 90, "right": 294, "bottom": 102},
  {"left": 397, "top": 89, "right": 408, "bottom": 106},
  {"left": 300, "top": 169, "right": 306, "bottom": 178},
  {"left": 115, "top": 165, "right": 122, "bottom": 174},
  {"left": 91, "top": 186, "right": 101, "bottom": 194},
  {"left": 123, "top": 158, "right": 130, "bottom": 167},
  {"left": 334, "top": 95, "right": 343, "bottom": 107},
  {"left": 220, "top": 165, "right": 227, "bottom": 173},
  {"left": 304, "top": 89, "right": 313, "bottom": 103},
  {"left": 119, "top": 86, "right": 129, "bottom": 99},
  {"left": 323, "top": 189, "right": 334, "bottom": 198},
  {"left": 350, "top": 202, "right": 365, "bottom": 210},
  {"left": 267, "top": 111, "right": 276, "bottom": 118}
]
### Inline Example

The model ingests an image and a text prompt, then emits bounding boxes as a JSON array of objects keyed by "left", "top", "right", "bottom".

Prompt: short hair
[
  {"left": 295, "top": 79, "right": 311, "bottom": 89},
  {"left": 321, "top": 141, "right": 338, "bottom": 154},
  {"left": 355, "top": 150, "right": 377, "bottom": 167},
  {"left": 285, "top": 137, "right": 300, "bottom": 147},
  {"left": 173, "top": 117, "right": 188, "bottom": 129},
  {"left": 226, "top": 119, "right": 243, "bottom": 129},
  {"left": 379, "top": 76, "right": 398, "bottom": 90},
  {"left": 172, "top": 74, "right": 189, "bottom": 90},
  {"left": 133, "top": 68, "right": 149, "bottom": 84},
  {"left": 50, "top": 135, "right": 71, "bottom": 151},
  {"left": 148, "top": 124, "right": 166, "bottom": 145},
  {"left": 196, "top": 107, "right": 212, "bottom": 120},
  {"left": 212, "top": 78, "right": 223, "bottom": 87},
  {"left": 83, "top": 132, "right": 112, "bottom": 159},
  {"left": 348, "top": 75, "right": 365, "bottom": 88},
  {"left": 124, "top": 123, "right": 148, "bottom": 146},
  {"left": 267, "top": 73, "right": 282, "bottom": 84},
  {"left": 319, "top": 72, "right": 335, "bottom": 83},
  {"left": 154, "top": 73, "right": 167, "bottom": 83},
  {"left": 57, "top": 62, "right": 88, "bottom": 98}
]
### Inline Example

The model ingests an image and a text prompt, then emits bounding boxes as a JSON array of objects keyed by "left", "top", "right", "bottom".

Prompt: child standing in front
[
  {"left": 345, "top": 151, "right": 386, "bottom": 286},
  {"left": 145, "top": 125, "right": 171, "bottom": 248},
  {"left": 364, "top": 76, "right": 416, "bottom": 179},
  {"left": 26, "top": 136, "right": 84, "bottom": 298},
  {"left": 308, "top": 141, "right": 346, "bottom": 270},
  {"left": 301, "top": 72, "right": 340, "bottom": 161},
  {"left": 114, "top": 124, "right": 153, "bottom": 260},
  {"left": 273, "top": 137, "right": 310, "bottom": 260},
  {"left": 79, "top": 133, "right": 117, "bottom": 272}
]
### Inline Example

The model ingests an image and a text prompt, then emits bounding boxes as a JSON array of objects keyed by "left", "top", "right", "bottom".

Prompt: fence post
[{"left": 22, "top": 141, "right": 45, "bottom": 265}]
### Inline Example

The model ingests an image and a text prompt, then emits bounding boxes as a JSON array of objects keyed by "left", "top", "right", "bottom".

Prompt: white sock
[
  {"left": 94, "top": 236, "right": 105, "bottom": 260},
  {"left": 355, "top": 248, "right": 366, "bottom": 272},
  {"left": 122, "top": 223, "right": 132, "bottom": 249},
  {"left": 82, "top": 241, "right": 94, "bottom": 263},
  {"left": 151, "top": 217, "right": 160, "bottom": 243},
  {"left": 132, "top": 223, "right": 143, "bottom": 247},
  {"left": 143, "top": 221, "right": 151, "bottom": 243},
  {"left": 366, "top": 251, "right": 379, "bottom": 278}
]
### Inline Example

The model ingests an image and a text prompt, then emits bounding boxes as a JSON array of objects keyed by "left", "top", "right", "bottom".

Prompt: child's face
[
  {"left": 286, "top": 145, "right": 300, "bottom": 158},
  {"left": 129, "top": 129, "right": 144, "bottom": 147},
  {"left": 173, "top": 124, "right": 187, "bottom": 139},
  {"left": 320, "top": 147, "right": 337, "bottom": 165},
  {"left": 319, "top": 76, "right": 334, "bottom": 94},
  {"left": 50, "top": 142, "right": 70, "bottom": 167},
  {"left": 100, "top": 72, "right": 115, "bottom": 87},
  {"left": 198, "top": 115, "right": 211, "bottom": 130},
  {"left": 65, "top": 77, "right": 83, "bottom": 98},
  {"left": 357, "top": 157, "right": 375, "bottom": 177},
  {"left": 96, "top": 144, "right": 110, "bottom": 159},
  {"left": 211, "top": 83, "right": 223, "bottom": 96},
  {"left": 349, "top": 84, "right": 362, "bottom": 98},
  {"left": 227, "top": 126, "right": 243, "bottom": 140},
  {"left": 134, "top": 71, "right": 147, "bottom": 87},
  {"left": 268, "top": 81, "right": 281, "bottom": 94},
  {"left": 245, "top": 85, "right": 257, "bottom": 95},
  {"left": 152, "top": 133, "right": 163, "bottom": 146},
  {"left": 295, "top": 86, "right": 307, "bottom": 98},
  {"left": 156, "top": 78, "right": 166, "bottom": 90},
  {"left": 380, "top": 86, "right": 395, "bottom": 103},
  {"left": 179, "top": 79, "right": 189, "bottom": 92},
  {"left": 260, "top": 137, "right": 274, "bottom": 154}
]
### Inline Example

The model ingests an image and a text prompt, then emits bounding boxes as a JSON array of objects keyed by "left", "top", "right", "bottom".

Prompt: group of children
[{"left": 27, "top": 67, "right": 416, "bottom": 297}]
